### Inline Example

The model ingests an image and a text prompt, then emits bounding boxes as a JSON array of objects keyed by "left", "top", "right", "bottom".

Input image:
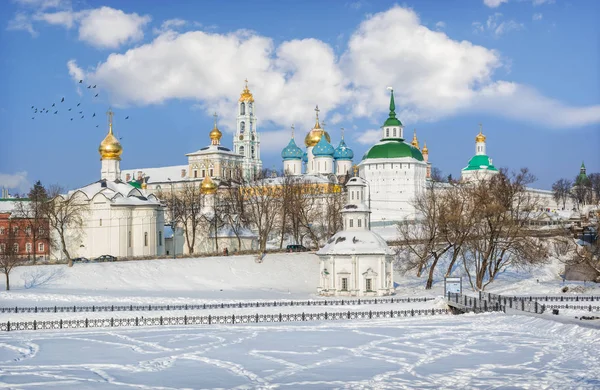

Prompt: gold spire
[
  {"left": 305, "top": 105, "right": 331, "bottom": 147},
  {"left": 201, "top": 174, "right": 217, "bottom": 195},
  {"left": 411, "top": 129, "right": 420, "bottom": 149},
  {"left": 98, "top": 108, "right": 123, "bottom": 160},
  {"left": 422, "top": 141, "right": 428, "bottom": 155},
  {"left": 353, "top": 165, "right": 359, "bottom": 177},
  {"left": 141, "top": 176, "right": 147, "bottom": 190},
  {"left": 475, "top": 123, "right": 486, "bottom": 143},
  {"left": 209, "top": 112, "right": 222, "bottom": 145},
  {"left": 239, "top": 79, "right": 254, "bottom": 102}
]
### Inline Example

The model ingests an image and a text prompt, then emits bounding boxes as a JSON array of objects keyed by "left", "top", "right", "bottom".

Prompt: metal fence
[
  {"left": 0, "top": 296, "right": 433, "bottom": 314},
  {"left": 446, "top": 293, "right": 507, "bottom": 314},
  {"left": 541, "top": 304, "right": 600, "bottom": 312},
  {"left": 0, "top": 308, "right": 450, "bottom": 332},
  {"left": 482, "top": 293, "right": 600, "bottom": 303}
]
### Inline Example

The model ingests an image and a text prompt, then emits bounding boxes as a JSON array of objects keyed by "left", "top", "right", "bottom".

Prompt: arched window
[
  {"left": 393, "top": 129, "right": 396, "bottom": 137},
  {"left": 239, "top": 146, "right": 245, "bottom": 156},
  {"left": 249, "top": 103, "right": 253, "bottom": 114},
  {"left": 240, "top": 102, "right": 245, "bottom": 115},
  {"left": 144, "top": 232, "right": 148, "bottom": 247},
  {"left": 209, "top": 168, "right": 214, "bottom": 177},
  {"left": 386, "top": 128, "right": 389, "bottom": 137},
  {"left": 249, "top": 121, "right": 253, "bottom": 132},
  {"left": 240, "top": 121, "right": 245, "bottom": 133}
]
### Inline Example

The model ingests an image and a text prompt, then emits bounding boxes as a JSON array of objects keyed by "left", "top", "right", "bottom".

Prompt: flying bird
[
  {"left": 31, "top": 105, "right": 34, "bottom": 109},
  {"left": 31, "top": 117, "right": 34, "bottom": 119},
  {"left": 87, "top": 85, "right": 91, "bottom": 89},
  {"left": 68, "top": 108, "right": 72, "bottom": 111},
  {"left": 54, "top": 111, "right": 58, "bottom": 114},
  {"left": 61, "top": 97, "right": 64, "bottom": 102},
  {"left": 81, "top": 115, "right": 84, "bottom": 119},
  {"left": 93, "top": 85, "right": 96, "bottom": 88},
  {"left": 77, "top": 103, "right": 80, "bottom": 106},
  {"left": 92, "top": 113, "right": 96, "bottom": 117},
  {"left": 125, "top": 116, "right": 129, "bottom": 120},
  {"left": 71, "top": 118, "right": 73, "bottom": 121},
  {"left": 52, "top": 103, "right": 55, "bottom": 107},
  {"left": 79, "top": 80, "right": 83, "bottom": 83},
  {"left": 94, "top": 94, "right": 98, "bottom": 97},
  {"left": 79, "top": 111, "right": 83, "bottom": 114},
  {"left": 96, "top": 125, "right": 99, "bottom": 127}
]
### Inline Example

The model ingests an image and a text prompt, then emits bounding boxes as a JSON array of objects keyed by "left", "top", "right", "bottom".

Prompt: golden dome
[
  {"left": 422, "top": 141, "right": 428, "bottom": 155},
  {"left": 209, "top": 112, "right": 222, "bottom": 144},
  {"left": 239, "top": 79, "right": 254, "bottom": 102},
  {"left": 98, "top": 122, "right": 122, "bottom": 160},
  {"left": 475, "top": 130, "right": 486, "bottom": 143},
  {"left": 201, "top": 175, "right": 217, "bottom": 195},
  {"left": 411, "top": 129, "right": 420, "bottom": 149},
  {"left": 141, "top": 176, "right": 147, "bottom": 190},
  {"left": 305, "top": 104, "right": 330, "bottom": 147}
]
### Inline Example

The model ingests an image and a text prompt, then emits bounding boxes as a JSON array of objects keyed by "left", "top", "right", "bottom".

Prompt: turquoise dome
[
  {"left": 333, "top": 139, "right": 354, "bottom": 160},
  {"left": 312, "top": 136, "right": 334, "bottom": 157},
  {"left": 302, "top": 151, "right": 308, "bottom": 163},
  {"left": 281, "top": 138, "right": 303, "bottom": 160}
]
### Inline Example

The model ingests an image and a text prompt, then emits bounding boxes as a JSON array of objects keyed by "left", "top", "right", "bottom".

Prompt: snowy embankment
[
  {"left": 1, "top": 314, "right": 599, "bottom": 388},
  {"left": 0, "top": 253, "right": 321, "bottom": 306}
]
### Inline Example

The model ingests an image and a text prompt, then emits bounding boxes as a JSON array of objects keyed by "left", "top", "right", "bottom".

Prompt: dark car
[
  {"left": 72, "top": 257, "right": 89, "bottom": 263},
  {"left": 286, "top": 244, "right": 309, "bottom": 252},
  {"left": 94, "top": 254, "right": 117, "bottom": 262}
]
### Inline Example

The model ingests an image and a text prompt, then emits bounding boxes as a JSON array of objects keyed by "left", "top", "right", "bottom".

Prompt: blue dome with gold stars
[
  {"left": 281, "top": 138, "right": 303, "bottom": 160},
  {"left": 333, "top": 139, "right": 353, "bottom": 160}
]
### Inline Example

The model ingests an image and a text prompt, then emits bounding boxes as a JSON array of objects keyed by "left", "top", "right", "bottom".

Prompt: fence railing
[
  {"left": 541, "top": 304, "right": 600, "bottom": 312},
  {"left": 0, "top": 308, "right": 450, "bottom": 332},
  {"left": 0, "top": 297, "right": 433, "bottom": 315},
  {"left": 482, "top": 293, "right": 600, "bottom": 303},
  {"left": 445, "top": 293, "right": 506, "bottom": 313}
]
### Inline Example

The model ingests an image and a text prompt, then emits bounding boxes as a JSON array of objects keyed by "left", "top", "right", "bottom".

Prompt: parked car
[
  {"left": 72, "top": 257, "right": 89, "bottom": 263},
  {"left": 286, "top": 244, "right": 309, "bottom": 252},
  {"left": 94, "top": 254, "right": 117, "bottom": 262}
]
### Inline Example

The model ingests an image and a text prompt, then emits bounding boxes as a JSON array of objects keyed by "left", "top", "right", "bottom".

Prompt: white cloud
[
  {"left": 532, "top": 0, "right": 554, "bottom": 5},
  {"left": 355, "top": 129, "right": 381, "bottom": 145},
  {"left": 77, "top": 7, "right": 151, "bottom": 49},
  {"left": 474, "top": 13, "right": 524, "bottom": 37},
  {"left": 532, "top": 13, "right": 543, "bottom": 21},
  {"left": 68, "top": 5, "right": 600, "bottom": 133},
  {"left": 14, "top": 0, "right": 64, "bottom": 10},
  {"left": 9, "top": 5, "right": 151, "bottom": 49},
  {"left": 153, "top": 18, "right": 187, "bottom": 35},
  {"left": 67, "top": 59, "right": 84, "bottom": 81},
  {"left": 483, "top": 0, "right": 508, "bottom": 8},
  {"left": 435, "top": 21, "right": 446, "bottom": 30},
  {"left": 7, "top": 12, "right": 37, "bottom": 36},
  {"left": 0, "top": 172, "right": 31, "bottom": 194}
]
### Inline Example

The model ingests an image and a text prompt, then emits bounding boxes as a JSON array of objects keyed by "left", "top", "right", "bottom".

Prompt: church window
[
  {"left": 209, "top": 168, "right": 214, "bottom": 177},
  {"left": 240, "top": 103, "right": 245, "bottom": 115},
  {"left": 239, "top": 146, "right": 245, "bottom": 156},
  {"left": 194, "top": 170, "right": 198, "bottom": 178},
  {"left": 128, "top": 231, "right": 132, "bottom": 248},
  {"left": 13, "top": 243, "right": 18, "bottom": 253},
  {"left": 393, "top": 129, "right": 396, "bottom": 137},
  {"left": 352, "top": 191, "right": 354, "bottom": 200},
  {"left": 249, "top": 121, "right": 253, "bottom": 131},
  {"left": 202, "top": 169, "right": 206, "bottom": 178},
  {"left": 366, "top": 278, "right": 372, "bottom": 291},
  {"left": 25, "top": 227, "right": 31, "bottom": 236},
  {"left": 249, "top": 103, "right": 253, "bottom": 114},
  {"left": 358, "top": 219, "right": 362, "bottom": 227},
  {"left": 26, "top": 243, "right": 32, "bottom": 253},
  {"left": 386, "top": 129, "right": 389, "bottom": 137},
  {"left": 144, "top": 232, "right": 148, "bottom": 247},
  {"left": 350, "top": 219, "right": 354, "bottom": 228},
  {"left": 158, "top": 231, "right": 162, "bottom": 246},
  {"left": 38, "top": 242, "right": 44, "bottom": 252},
  {"left": 341, "top": 278, "right": 348, "bottom": 291},
  {"left": 240, "top": 121, "right": 245, "bottom": 133},
  {"left": 99, "top": 219, "right": 102, "bottom": 227}
]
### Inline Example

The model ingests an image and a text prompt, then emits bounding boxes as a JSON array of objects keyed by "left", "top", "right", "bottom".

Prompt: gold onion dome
[
  {"left": 209, "top": 113, "right": 222, "bottom": 142},
  {"left": 305, "top": 105, "right": 331, "bottom": 147},
  {"left": 475, "top": 125, "right": 486, "bottom": 143},
  {"left": 239, "top": 79, "right": 254, "bottom": 102},
  {"left": 201, "top": 175, "right": 217, "bottom": 195},
  {"left": 411, "top": 129, "right": 420, "bottom": 149},
  {"left": 422, "top": 141, "right": 428, "bottom": 155},
  {"left": 98, "top": 122, "right": 123, "bottom": 160}
]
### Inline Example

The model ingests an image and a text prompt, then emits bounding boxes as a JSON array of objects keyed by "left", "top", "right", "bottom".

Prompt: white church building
[
  {"left": 317, "top": 171, "right": 395, "bottom": 297},
  {"left": 50, "top": 110, "right": 166, "bottom": 261}
]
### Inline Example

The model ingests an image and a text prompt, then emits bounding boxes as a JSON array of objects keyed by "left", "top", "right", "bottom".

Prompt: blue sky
[{"left": 0, "top": 0, "right": 598, "bottom": 193}]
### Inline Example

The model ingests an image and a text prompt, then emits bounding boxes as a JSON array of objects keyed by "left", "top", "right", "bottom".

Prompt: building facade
[{"left": 0, "top": 199, "right": 50, "bottom": 260}]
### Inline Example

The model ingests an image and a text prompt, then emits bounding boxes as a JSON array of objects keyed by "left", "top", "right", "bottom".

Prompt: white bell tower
[{"left": 233, "top": 80, "right": 262, "bottom": 180}]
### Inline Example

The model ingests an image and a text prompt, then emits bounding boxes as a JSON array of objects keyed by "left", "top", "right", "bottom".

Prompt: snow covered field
[{"left": 1, "top": 314, "right": 599, "bottom": 389}]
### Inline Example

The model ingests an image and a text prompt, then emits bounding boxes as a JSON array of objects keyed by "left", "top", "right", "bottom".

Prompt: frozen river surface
[{"left": 1, "top": 313, "right": 599, "bottom": 389}]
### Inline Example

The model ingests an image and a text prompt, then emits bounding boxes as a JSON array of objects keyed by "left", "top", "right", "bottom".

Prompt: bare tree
[
  {"left": 45, "top": 185, "right": 89, "bottom": 267},
  {"left": 168, "top": 182, "right": 205, "bottom": 255},
  {"left": 588, "top": 173, "right": 600, "bottom": 204},
  {"left": 14, "top": 181, "right": 49, "bottom": 263},
  {"left": 552, "top": 178, "right": 572, "bottom": 209},
  {"left": 323, "top": 184, "right": 345, "bottom": 238},
  {"left": 430, "top": 167, "right": 445, "bottom": 183},
  {"left": 220, "top": 179, "right": 251, "bottom": 251},
  {"left": 461, "top": 169, "right": 549, "bottom": 291},
  {"left": 202, "top": 191, "right": 226, "bottom": 253},
  {"left": 0, "top": 220, "right": 25, "bottom": 290},
  {"left": 244, "top": 180, "right": 282, "bottom": 252}
]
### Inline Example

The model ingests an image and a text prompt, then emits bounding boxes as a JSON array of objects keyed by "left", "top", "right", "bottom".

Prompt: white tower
[
  {"left": 233, "top": 80, "right": 262, "bottom": 180},
  {"left": 475, "top": 123, "right": 486, "bottom": 156},
  {"left": 343, "top": 168, "right": 370, "bottom": 231},
  {"left": 99, "top": 108, "right": 122, "bottom": 181}
]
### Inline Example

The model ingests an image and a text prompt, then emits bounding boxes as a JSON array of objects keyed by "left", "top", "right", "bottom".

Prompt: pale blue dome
[
  {"left": 333, "top": 139, "right": 354, "bottom": 160},
  {"left": 281, "top": 138, "right": 303, "bottom": 160},
  {"left": 312, "top": 136, "right": 334, "bottom": 157}
]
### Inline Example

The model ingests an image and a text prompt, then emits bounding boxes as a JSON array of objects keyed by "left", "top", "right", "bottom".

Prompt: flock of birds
[{"left": 29, "top": 80, "right": 130, "bottom": 130}]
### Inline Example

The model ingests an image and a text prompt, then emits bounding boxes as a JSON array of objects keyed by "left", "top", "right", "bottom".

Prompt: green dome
[
  {"left": 362, "top": 140, "right": 423, "bottom": 161},
  {"left": 462, "top": 155, "right": 498, "bottom": 172}
]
